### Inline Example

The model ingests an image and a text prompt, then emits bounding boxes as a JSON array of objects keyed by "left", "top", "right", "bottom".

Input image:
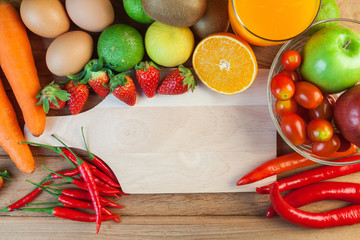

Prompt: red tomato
[
  {"left": 270, "top": 74, "right": 295, "bottom": 100},
  {"left": 307, "top": 119, "right": 333, "bottom": 143},
  {"left": 279, "top": 69, "right": 301, "bottom": 82},
  {"left": 281, "top": 50, "right": 301, "bottom": 70},
  {"left": 281, "top": 113, "right": 306, "bottom": 145},
  {"left": 312, "top": 133, "right": 341, "bottom": 157},
  {"left": 275, "top": 98, "right": 298, "bottom": 117},
  {"left": 308, "top": 96, "right": 333, "bottom": 122},
  {"left": 294, "top": 81, "right": 323, "bottom": 109}
]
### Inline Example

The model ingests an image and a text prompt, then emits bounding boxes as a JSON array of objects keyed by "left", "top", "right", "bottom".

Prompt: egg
[
  {"left": 46, "top": 31, "right": 94, "bottom": 76},
  {"left": 20, "top": 0, "right": 70, "bottom": 38},
  {"left": 65, "top": 0, "right": 115, "bottom": 32}
]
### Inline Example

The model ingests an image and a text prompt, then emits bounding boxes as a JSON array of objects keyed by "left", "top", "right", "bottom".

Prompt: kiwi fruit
[
  {"left": 191, "top": 0, "right": 230, "bottom": 39},
  {"left": 142, "top": 0, "right": 206, "bottom": 27}
]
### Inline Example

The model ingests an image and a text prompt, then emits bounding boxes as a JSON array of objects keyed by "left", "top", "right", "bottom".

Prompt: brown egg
[
  {"left": 65, "top": 0, "right": 115, "bottom": 32},
  {"left": 20, "top": 0, "right": 70, "bottom": 38},
  {"left": 46, "top": 31, "right": 94, "bottom": 76}
]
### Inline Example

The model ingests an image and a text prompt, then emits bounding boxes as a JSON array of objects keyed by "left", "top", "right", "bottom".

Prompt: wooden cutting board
[{"left": 24, "top": 69, "right": 277, "bottom": 194}]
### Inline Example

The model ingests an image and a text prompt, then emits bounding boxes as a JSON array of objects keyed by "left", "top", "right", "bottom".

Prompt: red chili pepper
[
  {"left": 267, "top": 181, "right": 360, "bottom": 218},
  {"left": 238, "top": 145, "right": 359, "bottom": 186},
  {"left": 45, "top": 168, "right": 117, "bottom": 192},
  {"left": 0, "top": 181, "right": 52, "bottom": 212},
  {"left": 42, "top": 166, "right": 120, "bottom": 196},
  {"left": 81, "top": 127, "right": 120, "bottom": 184},
  {"left": 23, "top": 141, "right": 121, "bottom": 189},
  {"left": 27, "top": 180, "right": 120, "bottom": 223},
  {"left": 61, "top": 148, "right": 121, "bottom": 188},
  {"left": 256, "top": 155, "right": 360, "bottom": 194},
  {"left": 237, "top": 152, "right": 314, "bottom": 185},
  {"left": 17, "top": 207, "right": 120, "bottom": 223},
  {"left": 50, "top": 168, "right": 80, "bottom": 179},
  {"left": 270, "top": 181, "right": 360, "bottom": 228},
  {"left": 44, "top": 187, "right": 123, "bottom": 209},
  {"left": 51, "top": 135, "right": 103, "bottom": 234}
]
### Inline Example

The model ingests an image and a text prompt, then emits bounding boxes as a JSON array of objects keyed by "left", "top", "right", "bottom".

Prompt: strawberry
[
  {"left": 36, "top": 81, "right": 70, "bottom": 114},
  {"left": 65, "top": 80, "right": 89, "bottom": 115},
  {"left": 158, "top": 65, "right": 196, "bottom": 95},
  {"left": 135, "top": 61, "right": 160, "bottom": 98},
  {"left": 110, "top": 73, "right": 136, "bottom": 106},
  {"left": 68, "top": 58, "right": 113, "bottom": 98},
  {"left": 88, "top": 70, "right": 111, "bottom": 98},
  {"left": 0, "top": 170, "right": 11, "bottom": 189}
]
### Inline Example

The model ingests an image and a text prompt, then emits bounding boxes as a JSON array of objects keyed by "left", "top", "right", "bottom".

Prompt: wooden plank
[{"left": 1, "top": 216, "right": 360, "bottom": 240}]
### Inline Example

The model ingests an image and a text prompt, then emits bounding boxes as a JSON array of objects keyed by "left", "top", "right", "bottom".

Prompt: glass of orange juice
[{"left": 229, "top": 0, "right": 321, "bottom": 46}]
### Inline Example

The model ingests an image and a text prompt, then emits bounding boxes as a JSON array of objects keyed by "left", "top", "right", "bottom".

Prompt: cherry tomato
[
  {"left": 307, "top": 119, "right": 333, "bottom": 143},
  {"left": 270, "top": 74, "right": 295, "bottom": 100},
  {"left": 296, "top": 105, "right": 310, "bottom": 124},
  {"left": 312, "top": 133, "right": 341, "bottom": 157},
  {"left": 275, "top": 98, "right": 298, "bottom": 117},
  {"left": 308, "top": 96, "right": 333, "bottom": 122},
  {"left": 281, "top": 113, "right": 306, "bottom": 145},
  {"left": 293, "top": 81, "right": 323, "bottom": 109},
  {"left": 281, "top": 50, "right": 301, "bottom": 70},
  {"left": 279, "top": 69, "right": 301, "bottom": 82}
]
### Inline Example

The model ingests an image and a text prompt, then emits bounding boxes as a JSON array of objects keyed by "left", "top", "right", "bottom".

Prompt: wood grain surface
[{"left": 1, "top": 0, "right": 360, "bottom": 239}]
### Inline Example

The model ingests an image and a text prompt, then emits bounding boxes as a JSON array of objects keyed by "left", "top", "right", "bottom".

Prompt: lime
[
  {"left": 97, "top": 24, "right": 145, "bottom": 72},
  {"left": 123, "top": 0, "right": 154, "bottom": 24}
]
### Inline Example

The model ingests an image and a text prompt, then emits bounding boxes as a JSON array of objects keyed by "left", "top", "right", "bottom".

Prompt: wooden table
[{"left": 1, "top": 0, "right": 360, "bottom": 239}]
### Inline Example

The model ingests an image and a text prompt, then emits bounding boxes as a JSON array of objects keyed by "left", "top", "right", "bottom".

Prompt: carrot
[
  {"left": 0, "top": 77, "right": 35, "bottom": 173},
  {"left": 0, "top": 1, "right": 46, "bottom": 136}
]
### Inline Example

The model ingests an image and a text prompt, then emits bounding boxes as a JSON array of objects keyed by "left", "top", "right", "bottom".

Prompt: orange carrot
[
  {"left": 0, "top": 77, "right": 35, "bottom": 173},
  {"left": 0, "top": 1, "right": 46, "bottom": 136}
]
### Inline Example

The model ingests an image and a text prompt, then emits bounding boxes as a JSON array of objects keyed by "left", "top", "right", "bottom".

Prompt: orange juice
[{"left": 229, "top": 0, "right": 321, "bottom": 46}]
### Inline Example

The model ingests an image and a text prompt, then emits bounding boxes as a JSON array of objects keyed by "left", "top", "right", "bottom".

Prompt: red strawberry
[
  {"left": 36, "top": 81, "right": 70, "bottom": 113},
  {"left": 135, "top": 61, "right": 160, "bottom": 98},
  {"left": 49, "top": 97, "right": 66, "bottom": 110},
  {"left": 65, "top": 80, "right": 89, "bottom": 115},
  {"left": 68, "top": 58, "right": 112, "bottom": 98},
  {"left": 158, "top": 65, "right": 196, "bottom": 95},
  {"left": 110, "top": 73, "right": 136, "bottom": 106},
  {"left": 0, "top": 170, "right": 11, "bottom": 189}
]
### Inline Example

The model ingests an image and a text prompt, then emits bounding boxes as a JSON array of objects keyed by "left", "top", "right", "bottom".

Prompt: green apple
[
  {"left": 145, "top": 21, "right": 194, "bottom": 67},
  {"left": 300, "top": 25, "right": 360, "bottom": 94},
  {"left": 310, "top": 0, "right": 340, "bottom": 32}
]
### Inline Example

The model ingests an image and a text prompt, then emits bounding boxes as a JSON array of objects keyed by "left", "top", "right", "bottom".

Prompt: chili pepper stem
[
  {"left": 51, "top": 134, "right": 84, "bottom": 166},
  {"left": 81, "top": 126, "right": 95, "bottom": 159},
  {"left": 15, "top": 207, "right": 54, "bottom": 215},
  {"left": 20, "top": 141, "right": 76, "bottom": 168},
  {"left": 41, "top": 165, "right": 74, "bottom": 182},
  {"left": 26, "top": 202, "right": 59, "bottom": 206},
  {"left": 46, "top": 182, "right": 72, "bottom": 187},
  {"left": 26, "top": 180, "right": 60, "bottom": 199}
]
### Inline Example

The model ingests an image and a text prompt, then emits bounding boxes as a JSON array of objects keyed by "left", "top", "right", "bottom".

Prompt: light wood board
[{"left": 24, "top": 69, "right": 276, "bottom": 194}]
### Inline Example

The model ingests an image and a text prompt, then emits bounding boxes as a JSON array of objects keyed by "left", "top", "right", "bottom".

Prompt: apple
[
  {"left": 300, "top": 25, "right": 360, "bottom": 94},
  {"left": 309, "top": 0, "right": 340, "bottom": 33},
  {"left": 145, "top": 21, "right": 194, "bottom": 67},
  {"left": 334, "top": 84, "right": 360, "bottom": 147}
]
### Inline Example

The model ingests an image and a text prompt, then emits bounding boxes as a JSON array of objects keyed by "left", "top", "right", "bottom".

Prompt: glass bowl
[{"left": 267, "top": 18, "right": 360, "bottom": 166}]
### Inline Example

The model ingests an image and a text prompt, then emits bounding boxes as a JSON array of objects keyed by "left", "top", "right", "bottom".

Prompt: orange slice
[{"left": 192, "top": 33, "right": 258, "bottom": 95}]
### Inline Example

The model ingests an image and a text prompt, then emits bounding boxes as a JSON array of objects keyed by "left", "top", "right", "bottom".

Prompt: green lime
[
  {"left": 123, "top": 0, "right": 154, "bottom": 24},
  {"left": 97, "top": 24, "right": 145, "bottom": 72}
]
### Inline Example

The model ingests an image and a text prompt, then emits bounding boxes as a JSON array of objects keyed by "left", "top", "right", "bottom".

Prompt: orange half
[{"left": 192, "top": 33, "right": 258, "bottom": 95}]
